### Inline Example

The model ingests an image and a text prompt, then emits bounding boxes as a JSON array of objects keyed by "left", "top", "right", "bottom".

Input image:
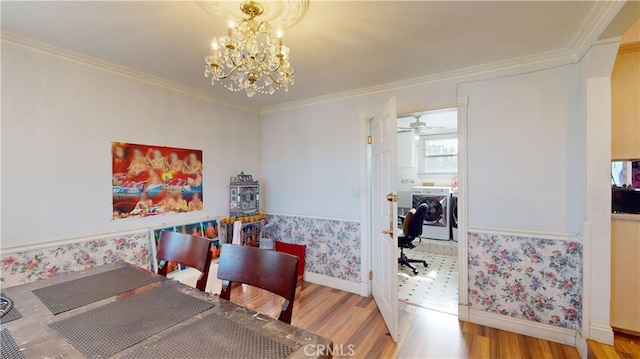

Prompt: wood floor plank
[
  {"left": 462, "top": 332, "right": 491, "bottom": 359},
  {"left": 524, "top": 335, "right": 554, "bottom": 359},
  {"left": 306, "top": 292, "right": 358, "bottom": 332},
  {"left": 356, "top": 295, "right": 374, "bottom": 308},
  {"left": 616, "top": 334, "right": 640, "bottom": 358},
  {"left": 229, "top": 281, "right": 582, "bottom": 358},
  {"left": 589, "top": 339, "right": 621, "bottom": 359}
]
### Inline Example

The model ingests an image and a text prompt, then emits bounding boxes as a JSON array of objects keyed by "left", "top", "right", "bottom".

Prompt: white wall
[
  {"left": 460, "top": 64, "right": 584, "bottom": 234},
  {"left": 262, "top": 64, "right": 586, "bottom": 236},
  {"left": 261, "top": 82, "right": 458, "bottom": 218},
  {"left": 261, "top": 63, "right": 592, "bottom": 339},
  {"left": 582, "top": 40, "right": 621, "bottom": 344},
  {"left": 260, "top": 100, "right": 362, "bottom": 218},
  {"left": 1, "top": 42, "right": 261, "bottom": 247}
]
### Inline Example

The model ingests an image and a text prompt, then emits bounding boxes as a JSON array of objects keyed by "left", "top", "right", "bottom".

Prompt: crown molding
[
  {"left": 595, "top": 37, "right": 623, "bottom": 46},
  {"left": 260, "top": 46, "right": 577, "bottom": 115},
  {"left": 569, "top": 0, "right": 627, "bottom": 61},
  {"left": 2, "top": 0, "right": 623, "bottom": 117},
  {"left": 261, "top": 2, "right": 626, "bottom": 115},
  {"left": 0, "top": 31, "right": 260, "bottom": 116}
]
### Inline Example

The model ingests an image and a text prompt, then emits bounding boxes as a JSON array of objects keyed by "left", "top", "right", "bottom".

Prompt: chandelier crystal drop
[{"left": 204, "top": 1, "right": 294, "bottom": 97}]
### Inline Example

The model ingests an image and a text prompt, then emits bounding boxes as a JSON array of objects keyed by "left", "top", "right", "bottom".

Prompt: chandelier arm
[
  {"left": 228, "top": 53, "right": 244, "bottom": 69},
  {"left": 213, "top": 49, "right": 249, "bottom": 79},
  {"left": 209, "top": 63, "right": 242, "bottom": 80},
  {"left": 255, "top": 59, "right": 281, "bottom": 75},
  {"left": 263, "top": 67, "right": 289, "bottom": 86},
  {"left": 255, "top": 49, "right": 284, "bottom": 73}
]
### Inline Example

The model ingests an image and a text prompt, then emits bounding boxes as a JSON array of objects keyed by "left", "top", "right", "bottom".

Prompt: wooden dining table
[{"left": 0, "top": 261, "right": 332, "bottom": 358}]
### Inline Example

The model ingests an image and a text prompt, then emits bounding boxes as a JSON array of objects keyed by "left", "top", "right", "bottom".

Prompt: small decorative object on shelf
[
  {"left": 229, "top": 171, "right": 260, "bottom": 217},
  {"left": 224, "top": 171, "right": 264, "bottom": 247},
  {"left": 220, "top": 214, "right": 265, "bottom": 247}
]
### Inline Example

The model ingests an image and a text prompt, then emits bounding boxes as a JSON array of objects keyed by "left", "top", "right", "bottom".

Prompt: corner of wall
[{"left": 588, "top": 322, "right": 615, "bottom": 346}]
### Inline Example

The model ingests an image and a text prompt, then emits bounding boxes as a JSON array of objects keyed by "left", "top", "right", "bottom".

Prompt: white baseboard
[
  {"left": 589, "top": 322, "right": 614, "bottom": 345},
  {"left": 575, "top": 331, "right": 588, "bottom": 359},
  {"left": 304, "top": 271, "right": 368, "bottom": 297},
  {"left": 468, "top": 308, "right": 577, "bottom": 346},
  {"left": 458, "top": 304, "right": 470, "bottom": 321}
]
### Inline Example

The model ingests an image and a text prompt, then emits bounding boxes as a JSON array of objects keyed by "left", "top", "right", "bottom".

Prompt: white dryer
[
  {"left": 412, "top": 186, "right": 450, "bottom": 240},
  {"left": 450, "top": 188, "right": 458, "bottom": 242}
]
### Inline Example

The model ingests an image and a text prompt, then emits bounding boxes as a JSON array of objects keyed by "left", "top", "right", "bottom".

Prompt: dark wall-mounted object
[{"left": 612, "top": 188, "right": 640, "bottom": 214}]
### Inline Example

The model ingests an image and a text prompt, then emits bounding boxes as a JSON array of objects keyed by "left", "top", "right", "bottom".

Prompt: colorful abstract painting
[{"left": 111, "top": 142, "right": 203, "bottom": 220}]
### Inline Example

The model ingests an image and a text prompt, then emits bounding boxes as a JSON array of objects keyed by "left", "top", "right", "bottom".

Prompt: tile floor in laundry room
[{"left": 398, "top": 239, "right": 459, "bottom": 315}]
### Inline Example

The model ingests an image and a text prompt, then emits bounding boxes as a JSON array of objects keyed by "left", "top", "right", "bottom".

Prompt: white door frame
[{"left": 360, "top": 98, "right": 470, "bottom": 316}]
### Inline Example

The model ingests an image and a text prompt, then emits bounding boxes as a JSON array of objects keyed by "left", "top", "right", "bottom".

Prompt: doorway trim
[{"left": 360, "top": 98, "right": 469, "bottom": 317}]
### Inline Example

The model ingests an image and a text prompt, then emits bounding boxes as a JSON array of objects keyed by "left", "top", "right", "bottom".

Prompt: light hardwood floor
[
  {"left": 611, "top": 333, "right": 640, "bottom": 358},
  {"left": 229, "top": 280, "right": 581, "bottom": 358},
  {"left": 589, "top": 333, "right": 640, "bottom": 359}
]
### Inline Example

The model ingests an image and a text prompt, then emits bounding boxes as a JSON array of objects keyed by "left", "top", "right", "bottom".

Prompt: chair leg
[{"left": 398, "top": 248, "right": 428, "bottom": 275}]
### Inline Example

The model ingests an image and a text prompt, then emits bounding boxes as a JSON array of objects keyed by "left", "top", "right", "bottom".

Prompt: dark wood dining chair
[
  {"left": 156, "top": 231, "right": 212, "bottom": 292},
  {"left": 217, "top": 244, "right": 299, "bottom": 324}
]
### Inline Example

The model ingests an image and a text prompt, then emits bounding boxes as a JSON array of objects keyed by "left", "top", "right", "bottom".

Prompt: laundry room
[{"left": 396, "top": 107, "right": 459, "bottom": 315}]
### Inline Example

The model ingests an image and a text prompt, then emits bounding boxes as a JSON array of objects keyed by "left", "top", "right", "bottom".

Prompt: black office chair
[{"left": 398, "top": 203, "right": 429, "bottom": 275}]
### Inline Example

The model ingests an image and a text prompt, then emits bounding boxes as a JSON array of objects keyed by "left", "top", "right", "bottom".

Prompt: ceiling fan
[{"left": 397, "top": 117, "right": 441, "bottom": 136}]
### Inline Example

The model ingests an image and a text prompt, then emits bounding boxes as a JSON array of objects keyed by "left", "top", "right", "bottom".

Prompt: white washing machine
[
  {"left": 412, "top": 186, "right": 450, "bottom": 240},
  {"left": 450, "top": 189, "right": 458, "bottom": 242}
]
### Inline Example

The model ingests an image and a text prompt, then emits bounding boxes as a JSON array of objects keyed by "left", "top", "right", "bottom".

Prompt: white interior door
[{"left": 371, "top": 97, "right": 399, "bottom": 341}]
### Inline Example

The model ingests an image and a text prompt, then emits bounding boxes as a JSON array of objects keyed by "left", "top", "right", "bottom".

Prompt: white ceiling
[{"left": 1, "top": 1, "right": 636, "bottom": 111}]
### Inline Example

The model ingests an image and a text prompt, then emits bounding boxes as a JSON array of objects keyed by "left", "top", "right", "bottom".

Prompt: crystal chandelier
[{"left": 204, "top": 1, "right": 294, "bottom": 97}]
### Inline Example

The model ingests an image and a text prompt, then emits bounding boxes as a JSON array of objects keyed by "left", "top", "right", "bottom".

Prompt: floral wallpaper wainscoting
[
  {"left": 1, "top": 231, "right": 152, "bottom": 288},
  {"left": 266, "top": 214, "right": 361, "bottom": 283},
  {"left": 468, "top": 232, "right": 583, "bottom": 330}
]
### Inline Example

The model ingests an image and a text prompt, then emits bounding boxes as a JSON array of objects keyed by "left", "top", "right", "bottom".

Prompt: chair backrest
[
  {"left": 407, "top": 204, "right": 429, "bottom": 238},
  {"left": 217, "top": 244, "right": 299, "bottom": 324},
  {"left": 157, "top": 231, "right": 212, "bottom": 291}
]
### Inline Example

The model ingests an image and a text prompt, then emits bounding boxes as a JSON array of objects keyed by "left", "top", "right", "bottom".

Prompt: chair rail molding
[{"left": 467, "top": 226, "right": 582, "bottom": 242}]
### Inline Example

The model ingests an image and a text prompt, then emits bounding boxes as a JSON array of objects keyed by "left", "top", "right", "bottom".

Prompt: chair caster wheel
[
  {"left": 423, "top": 263, "right": 428, "bottom": 267},
  {"left": 413, "top": 269, "right": 419, "bottom": 275}
]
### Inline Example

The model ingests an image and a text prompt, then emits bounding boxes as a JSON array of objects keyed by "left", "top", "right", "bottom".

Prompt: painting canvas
[{"left": 112, "top": 142, "right": 203, "bottom": 220}]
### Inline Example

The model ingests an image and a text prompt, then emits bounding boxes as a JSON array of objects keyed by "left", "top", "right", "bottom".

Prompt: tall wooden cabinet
[
  {"left": 611, "top": 42, "right": 640, "bottom": 160},
  {"left": 611, "top": 215, "right": 640, "bottom": 335}
]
